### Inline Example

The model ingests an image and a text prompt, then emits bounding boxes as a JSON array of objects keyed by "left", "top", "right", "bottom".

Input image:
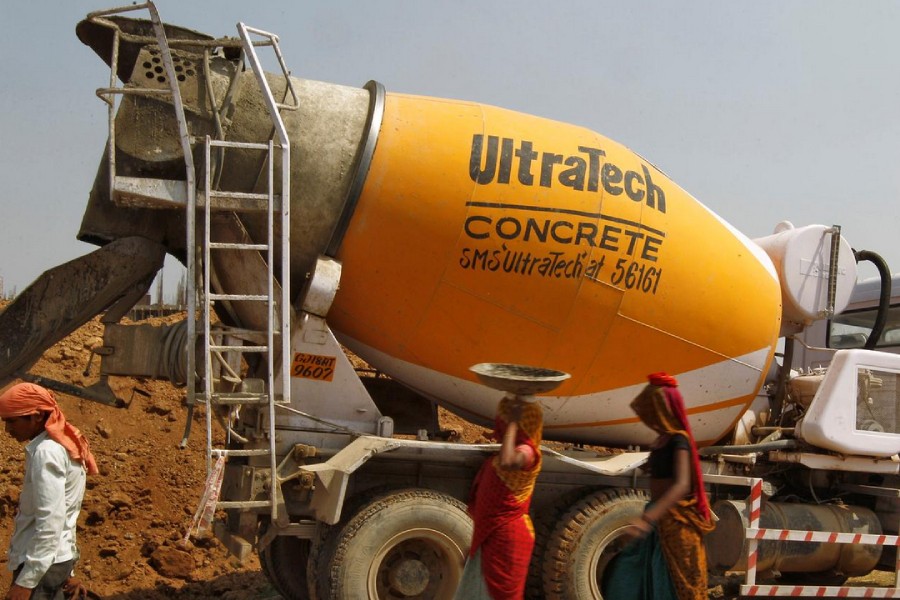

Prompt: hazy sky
[{"left": 2, "top": 1, "right": 899, "bottom": 300}]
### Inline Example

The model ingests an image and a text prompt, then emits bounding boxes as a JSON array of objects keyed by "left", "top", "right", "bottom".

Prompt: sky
[{"left": 2, "top": 1, "right": 899, "bottom": 301}]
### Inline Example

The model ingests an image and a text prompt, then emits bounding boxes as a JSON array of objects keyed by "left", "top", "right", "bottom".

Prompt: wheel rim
[
  {"left": 368, "top": 527, "right": 465, "bottom": 599},
  {"left": 588, "top": 525, "right": 631, "bottom": 598}
]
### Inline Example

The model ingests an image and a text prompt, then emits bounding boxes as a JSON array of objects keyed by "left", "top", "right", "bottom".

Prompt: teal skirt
[
  {"left": 602, "top": 528, "right": 677, "bottom": 600},
  {"left": 453, "top": 549, "right": 492, "bottom": 600}
]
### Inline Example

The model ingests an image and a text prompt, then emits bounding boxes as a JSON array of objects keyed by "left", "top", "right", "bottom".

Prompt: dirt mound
[
  {"left": 0, "top": 308, "right": 277, "bottom": 599},
  {"left": 0, "top": 306, "right": 493, "bottom": 599}
]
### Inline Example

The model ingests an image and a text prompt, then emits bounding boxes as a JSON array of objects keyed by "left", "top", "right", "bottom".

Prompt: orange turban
[{"left": 0, "top": 383, "right": 99, "bottom": 475}]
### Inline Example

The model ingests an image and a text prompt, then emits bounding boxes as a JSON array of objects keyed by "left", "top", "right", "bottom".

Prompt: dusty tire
[
  {"left": 543, "top": 488, "right": 649, "bottom": 600},
  {"left": 258, "top": 534, "right": 312, "bottom": 600},
  {"left": 307, "top": 485, "right": 395, "bottom": 600},
  {"left": 526, "top": 488, "right": 592, "bottom": 600},
  {"left": 315, "top": 488, "right": 472, "bottom": 600}
]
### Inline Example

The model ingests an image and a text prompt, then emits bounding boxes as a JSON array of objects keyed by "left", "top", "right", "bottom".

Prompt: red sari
[{"left": 466, "top": 396, "right": 542, "bottom": 599}]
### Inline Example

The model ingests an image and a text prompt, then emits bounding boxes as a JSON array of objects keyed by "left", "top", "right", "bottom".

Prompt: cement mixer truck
[{"left": 1, "top": 4, "right": 898, "bottom": 599}]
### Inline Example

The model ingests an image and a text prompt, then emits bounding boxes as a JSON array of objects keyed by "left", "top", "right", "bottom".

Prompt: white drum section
[{"left": 754, "top": 222, "right": 857, "bottom": 335}]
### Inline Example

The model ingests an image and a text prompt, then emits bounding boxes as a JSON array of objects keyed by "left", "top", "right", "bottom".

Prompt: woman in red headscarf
[
  {"left": 453, "top": 393, "right": 543, "bottom": 599},
  {"left": 603, "top": 372, "right": 715, "bottom": 600}
]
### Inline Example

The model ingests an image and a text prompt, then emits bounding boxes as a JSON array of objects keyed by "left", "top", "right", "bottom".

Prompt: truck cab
[{"left": 794, "top": 273, "right": 900, "bottom": 370}]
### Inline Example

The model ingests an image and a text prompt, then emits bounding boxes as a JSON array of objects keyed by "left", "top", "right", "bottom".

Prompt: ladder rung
[
  {"left": 209, "top": 293, "right": 268, "bottom": 302},
  {"left": 209, "top": 393, "right": 271, "bottom": 405},
  {"left": 98, "top": 87, "right": 171, "bottom": 98},
  {"left": 210, "top": 328, "right": 268, "bottom": 344},
  {"left": 205, "top": 139, "right": 271, "bottom": 151},
  {"left": 210, "top": 345, "right": 268, "bottom": 353},
  {"left": 209, "top": 242, "right": 269, "bottom": 251},
  {"left": 208, "top": 190, "right": 272, "bottom": 201},
  {"left": 211, "top": 448, "right": 272, "bottom": 457},
  {"left": 212, "top": 326, "right": 269, "bottom": 337},
  {"left": 216, "top": 500, "right": 273, "bottom": 510},
  {"left": 204, "top": 137, "right": 270, "bottom": 150},
  {"left": 198, "top": 192, "right": 282, "bottom": 212}
]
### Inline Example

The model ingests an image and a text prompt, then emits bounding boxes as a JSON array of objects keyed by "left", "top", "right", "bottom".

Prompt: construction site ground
[{"left": 0, "top": 306, "right": 892, "bottom": 599}]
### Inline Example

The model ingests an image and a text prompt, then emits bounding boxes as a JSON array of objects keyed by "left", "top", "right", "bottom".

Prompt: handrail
[{"left": 87, "top": 0, "right": 197, "bottom": 407}]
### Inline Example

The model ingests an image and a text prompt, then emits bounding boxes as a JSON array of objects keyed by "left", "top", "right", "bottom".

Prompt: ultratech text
[
  {"left": 468, "top": 134, "right": 666, "bottom": 214},
  {"left": 459, "top": 245, "right": 598, "bottom": 280}
]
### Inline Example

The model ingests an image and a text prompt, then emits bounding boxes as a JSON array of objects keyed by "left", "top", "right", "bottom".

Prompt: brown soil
[
  {"left": 0, "top": 305, "right": 494, "bottom": 599},
  {"left": 0, "top": 309, "right": 271, "bottom": 599},
  {"left": 0, "top": 306, "right": 892, "bottom": 599}
]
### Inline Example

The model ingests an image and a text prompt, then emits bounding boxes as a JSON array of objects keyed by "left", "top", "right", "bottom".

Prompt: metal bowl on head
[{"left": 469, "top": 363, "right": 571, "bottom": 396}]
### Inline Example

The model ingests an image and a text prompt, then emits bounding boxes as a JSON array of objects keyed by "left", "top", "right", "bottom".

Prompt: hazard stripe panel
[{"left": 741, "top": 477, "right": 899, "bottom": 597}]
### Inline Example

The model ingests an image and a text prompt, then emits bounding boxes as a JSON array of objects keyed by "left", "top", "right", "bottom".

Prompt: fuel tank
[
  {"left": 706, "top": 499, "right": 883, "bottom": 576},
  {"left": 76, "top": 16, "right": 783, "bottom": 446}
]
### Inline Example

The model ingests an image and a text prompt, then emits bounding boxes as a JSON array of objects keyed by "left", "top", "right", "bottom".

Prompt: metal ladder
[
  {"left": 87, "top": 2, "right": 295, "bottom": 521},
  {"left": 198, "top": 24, "right": 296, "bottom": 520}
]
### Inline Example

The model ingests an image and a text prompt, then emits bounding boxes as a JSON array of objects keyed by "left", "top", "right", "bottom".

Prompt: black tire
[
  {"left": 306, "top": 485, "right": 397, "bottom": 600},
  {"left": 526, "top": 487, "right": 593, "bottom": 600},
  {"left": 258, "top": 533, "right": 312, "bottom": 600},
  {"left": 314, "top": 488, "right": 473, "bottom": 600},
  {"left": 543, "top": 488, "right": 649, "bottom": 600}
]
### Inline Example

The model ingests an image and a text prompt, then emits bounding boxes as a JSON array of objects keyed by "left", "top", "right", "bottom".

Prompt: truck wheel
[
  {"left": 543, "top": 488, "right": 649, "bottom": 600},
  {"left": 258, "top": 534, "right": 311, "bottom": 600},
  {"left": 526, "top": 487, "right": 592, "bottom": 599},
  {"left": 314, "top": 488, "right": 472, "bottom": 600}
]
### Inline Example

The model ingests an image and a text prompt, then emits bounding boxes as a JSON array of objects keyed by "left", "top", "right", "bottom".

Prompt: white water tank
[{"left": 754, "top": 222, "right": 857, "bottom": 336}]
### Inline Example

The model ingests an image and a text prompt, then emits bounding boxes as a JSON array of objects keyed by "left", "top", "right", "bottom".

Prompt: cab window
[{"left": 829, "top": 305, "right": 900, "bottom": 351}]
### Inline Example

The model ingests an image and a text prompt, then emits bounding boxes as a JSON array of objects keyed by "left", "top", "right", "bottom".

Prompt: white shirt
[{"left": 7, "top": 430, "right": 86, "bottom": 588}]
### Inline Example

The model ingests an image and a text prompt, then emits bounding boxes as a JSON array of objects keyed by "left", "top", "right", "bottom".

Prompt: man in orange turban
[{"left": 0, "top": 382, "right": 96, "bottom": 600}]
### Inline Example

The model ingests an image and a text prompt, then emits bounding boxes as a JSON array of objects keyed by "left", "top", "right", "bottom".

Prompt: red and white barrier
[{"left": 740, "top": 477, "right": 900, "bottom": 598}]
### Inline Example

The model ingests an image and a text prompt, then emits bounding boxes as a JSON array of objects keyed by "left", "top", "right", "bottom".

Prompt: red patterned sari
[{"left": 458, "top": 396, "right": 543, "bottom": 599}]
